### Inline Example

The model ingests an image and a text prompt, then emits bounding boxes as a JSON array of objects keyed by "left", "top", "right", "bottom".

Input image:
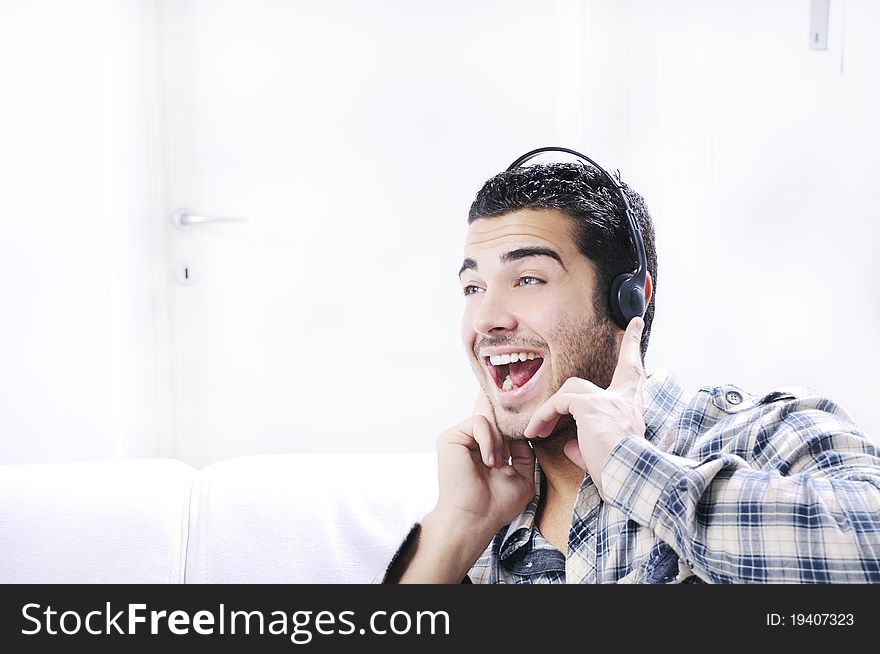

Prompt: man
[{"left": 381, "top": 153, "right": 880, "bottom": 584}]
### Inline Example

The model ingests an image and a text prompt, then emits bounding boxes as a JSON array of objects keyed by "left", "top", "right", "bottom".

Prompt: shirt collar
[{"left": 498, "top": 462, "right": 543, "bottom": 560}]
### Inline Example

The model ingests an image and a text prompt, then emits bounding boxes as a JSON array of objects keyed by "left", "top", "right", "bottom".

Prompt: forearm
[
  {"left": 386, "top": 509, "right": 496, "bottom": 584},
  {"left": 603, "top": 435, "right": 880, "bottom": 583}
]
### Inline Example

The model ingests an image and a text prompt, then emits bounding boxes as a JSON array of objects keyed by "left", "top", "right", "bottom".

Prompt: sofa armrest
[{"left": 0, "top": 459, "right": 196, "bottom": 583}]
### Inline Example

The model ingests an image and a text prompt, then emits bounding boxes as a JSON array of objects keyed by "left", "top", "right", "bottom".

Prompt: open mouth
[{"left": 484, "top": 351, "right": 544, "bottom": 393}]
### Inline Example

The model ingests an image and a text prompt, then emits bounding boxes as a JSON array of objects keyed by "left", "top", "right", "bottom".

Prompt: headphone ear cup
[{"left": 609, "top": 273, "right": 646, "bottom": 329}]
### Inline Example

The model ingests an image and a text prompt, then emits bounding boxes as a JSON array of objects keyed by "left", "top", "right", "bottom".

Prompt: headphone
[{"left": 506, "top": 146, "right": 648, "bottom": 330}]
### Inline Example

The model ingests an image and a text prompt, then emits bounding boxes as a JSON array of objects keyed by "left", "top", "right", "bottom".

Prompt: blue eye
[{"left": 518, "top": 276, "right": 543, "bottom": 287}]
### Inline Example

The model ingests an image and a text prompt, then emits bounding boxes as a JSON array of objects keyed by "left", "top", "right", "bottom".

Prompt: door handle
[{"left": 172, "top": 208, "right": 248, "bottom": 230}]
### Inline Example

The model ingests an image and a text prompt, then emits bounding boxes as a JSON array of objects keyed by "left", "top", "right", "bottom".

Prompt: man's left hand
[{"left": 523, "top": 317, "right": 647, "bottom": 497}]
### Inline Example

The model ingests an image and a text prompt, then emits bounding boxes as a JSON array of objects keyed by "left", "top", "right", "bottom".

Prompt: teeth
[
  {"left": 502, "top": 375, "right": 514, "bottom": 391},
  {"left": 489, "top": 352, "right": 542, "bottom": 366}
]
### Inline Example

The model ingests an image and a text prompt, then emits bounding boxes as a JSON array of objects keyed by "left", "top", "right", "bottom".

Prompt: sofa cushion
[{"left": 184, "top": 453, "right": 437, "bottom": 583}]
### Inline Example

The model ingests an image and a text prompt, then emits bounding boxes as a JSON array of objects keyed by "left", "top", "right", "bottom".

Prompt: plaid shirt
[{"left": 383, "top": 367, "right": 880, "bottom": 583}]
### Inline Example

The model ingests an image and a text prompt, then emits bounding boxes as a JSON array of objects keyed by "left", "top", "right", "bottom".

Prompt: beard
[{"left": 481, "top": 313, "right": 619, "bottom": 454}]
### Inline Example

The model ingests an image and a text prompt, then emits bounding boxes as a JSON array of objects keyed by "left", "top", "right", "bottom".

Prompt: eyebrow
[{"left": 458, "top": 246, "right": 567, "bottom": 277}]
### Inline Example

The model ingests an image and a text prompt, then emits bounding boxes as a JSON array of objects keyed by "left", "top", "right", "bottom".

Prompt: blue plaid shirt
[{"left": 384, "top": 367, "right": 880, "bottom": 583}]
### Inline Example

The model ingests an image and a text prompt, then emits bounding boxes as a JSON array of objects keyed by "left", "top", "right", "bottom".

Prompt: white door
[{"left": 157, "top": 0, "right": 593, "bottom": 467}]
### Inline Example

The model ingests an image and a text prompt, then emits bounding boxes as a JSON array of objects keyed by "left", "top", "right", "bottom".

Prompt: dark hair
[{"left": 467, "top": 162, "right": 657, "bottom": 362}]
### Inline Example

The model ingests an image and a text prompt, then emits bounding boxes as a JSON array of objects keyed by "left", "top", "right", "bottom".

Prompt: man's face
[{"left": 460, "top": 208, "right": 619, "bottom": 441}]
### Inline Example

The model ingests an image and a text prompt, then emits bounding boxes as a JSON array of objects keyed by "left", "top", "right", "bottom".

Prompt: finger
[
  {"left": 563, "top": 439, "right": 587, "bottom": 471},
  {"left": 523, "top": 393, "right": 582, "bottom": 439},
  {"left": 523, "top": 377, "right": 599, "bottom": 439},
  {"left": 523, "top": 413, "right": 561, "bottom": 440},
  {"left": 470, "top": 415, "right": 503, "bottom": 467},
  {"left": 508, "top": 439, "right": 536, "bottom": 480},
  {"left": 610, "top": 316, "right": 645, "bottom": 390},
  {"left": 473, "top": 390, "right": 506, "bottom": 466},
  {"left": 556, "top": 376, "right": 600, "bottom": 395}
]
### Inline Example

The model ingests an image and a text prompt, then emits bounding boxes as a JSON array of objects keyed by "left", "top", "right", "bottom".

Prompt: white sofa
[{"left": 0, "top": 453, "right": 437, "bottom": 583}]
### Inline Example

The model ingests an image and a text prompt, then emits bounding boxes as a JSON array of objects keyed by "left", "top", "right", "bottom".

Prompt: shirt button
[{"left": 726, "top": 390, "right": 743, "bottom": 405}]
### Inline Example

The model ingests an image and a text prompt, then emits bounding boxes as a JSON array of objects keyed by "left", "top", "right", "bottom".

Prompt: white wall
[{"left": 0, "top": 0, "right": 168, "bottom": 463}]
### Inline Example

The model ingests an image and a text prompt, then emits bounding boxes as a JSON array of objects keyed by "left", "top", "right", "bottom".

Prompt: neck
[
  {"left": 530, "top": 436, "right": 584, "bottom": 553},
  {"left": 532, "top": 436, "right": 585, "bottom": 514}
]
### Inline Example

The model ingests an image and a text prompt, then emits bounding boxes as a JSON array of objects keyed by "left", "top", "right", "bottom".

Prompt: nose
[{"left": 472, "top": 288, "right": 517, "bottom": 336}]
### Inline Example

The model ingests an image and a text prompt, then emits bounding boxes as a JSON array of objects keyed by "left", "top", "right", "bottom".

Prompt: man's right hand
[
  {"left": 435, "top": 391, "right": 536, "bottom": 534},
  {"left": 393, "top": 391, "right": 535, "bottom": 583}
]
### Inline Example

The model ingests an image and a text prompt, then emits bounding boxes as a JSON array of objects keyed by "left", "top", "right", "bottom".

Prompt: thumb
[
  {"left": 563, "top": 439, "right": 587, "bottom": 471},
  {"left": 508, "top": 439, "right": 536, "bottom": 480}
]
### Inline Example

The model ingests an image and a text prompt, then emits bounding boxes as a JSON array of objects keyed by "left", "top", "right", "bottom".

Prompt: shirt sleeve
[
  {"left": 600, "top": 397, "right": 880, "bottom": 583},
  {"left": 372, "top": 523, "right": 473, "bottom": 584},
  {"left": 371, "top": 523, "right": 420, "bottom": 583}
]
